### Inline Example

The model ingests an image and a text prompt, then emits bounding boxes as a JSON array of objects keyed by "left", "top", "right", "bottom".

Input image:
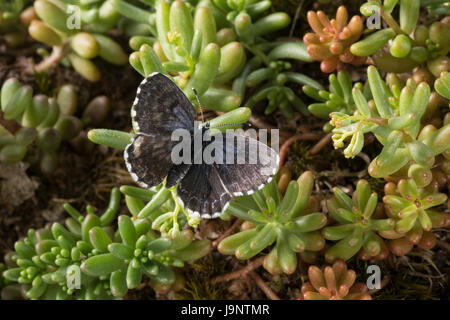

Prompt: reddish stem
[
  {"left": 249, "top": 271, "right": 280, "bottom": 300},
  {"left": 211, "top": 256, "right": 265, "bottom": 284},
  {"left": 278, "top": 133, "right": 323, "bottom": 168}
]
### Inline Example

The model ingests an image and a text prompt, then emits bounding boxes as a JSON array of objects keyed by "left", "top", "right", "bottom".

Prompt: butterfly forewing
[
  {"left": 125, "top": 73, "right": 197, "bottom": 188},
  {"left": 131, "top": 73, "right": 196, "bottom": 135}
]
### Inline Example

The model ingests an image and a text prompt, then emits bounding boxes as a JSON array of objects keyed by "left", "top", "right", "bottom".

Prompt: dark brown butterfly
[{"left": 124, "top": 73, "right": 278, "bottom": 219}]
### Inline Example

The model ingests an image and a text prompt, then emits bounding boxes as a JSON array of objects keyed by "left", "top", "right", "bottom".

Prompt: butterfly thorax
[{"left": 165, "top": 123, "right": 216, "bottom": 188}]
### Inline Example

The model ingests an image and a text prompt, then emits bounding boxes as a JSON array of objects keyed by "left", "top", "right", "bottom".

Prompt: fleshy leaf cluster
[{"left": 219, "top": 172, "right": 327, "bottom": 275}]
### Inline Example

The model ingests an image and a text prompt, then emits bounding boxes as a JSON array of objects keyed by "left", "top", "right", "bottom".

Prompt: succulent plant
[
  {"left": 82, "top": 216, "right": 211, "bottom": 298},
  {"left": 218, "top": 171, "right": 327, "bottom": 275},
  {"left": 299, "top": 260, "right": 372, "bottom": 300},
  {"left": 122, "top": 0, "right": 243, "bottom": 112},
  {"left": 386, "top": 71, "right": 443, "bottom": 121},
  {"left": 2, "top": 0, "right": 448, "bottom": 302},
  {"left": 0, "top": 0, "right": 30, "bottom": 47},
  {"left": 208, "top": 0, "right": 291, "bottom": 45},
  {"left": 208, "top": 0, "right": 275, "bottom": 23},
  {"left": 1, "top": 187, "right": 211, "bottom": 300},
  {"left": 305, "top": 68, "right": 446, "bottom": 130},
  {"left": 120, "top": 184, "right": 191, "bottom": 237},
  {"left": 226, "top": 4, "right": 321, "bottom": 118},
  {"left": 350, "top": 1, "right": 450, "bottom": 75},
  {"left": 381, "top": 179, "right": 450, "bottom": 256},
  {"left": 149, "top": 269, "right": 185, "bottom": 295},
  {"left": 28, "top": 0, "right": 128, "bottom": 81},
  {"left": 1, "top": 188, "right": 121, "bottom": 300},
  {"left": 422, "top": 0, "right": 450, "bottom": 15},
  {"left": 324, "top": 180, "right": 393, "bottom": 263},
  {"left": 241, "top": 43, "right": 322, "bottom": 118},
  {"left": 0, "top": 78, "right": 109, "bottom": 172},
  {"left": 302, "top": 70, "right": 359, "bottom": 131},
  {"left": 435, "top": 71, "right": 450, "bottom": 104},
  {"left": 328, "top": 66, "right": 450, "bottom": 186},
  {"left": 303, "top": 6, "right": 366, "bottom": 73}
]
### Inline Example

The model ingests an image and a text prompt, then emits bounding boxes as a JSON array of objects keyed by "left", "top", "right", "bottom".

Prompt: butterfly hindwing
[
  {"left": 177, "top": 131, "right": 278, "bottom": 218},
  {"left": 131, "top": 73, "right": 196, "bottom": 135},
  {"left": 212, "top": 132, "right": 279, "bottom": 196},
  {"left": 177, "top": 164, "right": 231, "bottom": 219},
  {"left": 124, "top": 133, "right": 175, "bottom": 188},
  {"left": 166, "top": 163, "right": 191, "bottom": 188}
]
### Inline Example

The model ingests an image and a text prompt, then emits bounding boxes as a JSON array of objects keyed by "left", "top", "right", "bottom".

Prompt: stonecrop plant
[
  {"left": 241, "top": 43, "right": 322, "bottom": 118},
  {"left": 121, "top": 184, "right": 192, "bottom": 237},
  {"left": 28, "top": 0, "right": 128, "bottom": 81},
  {"left": 2, "top": 0, "right": 450, "bottom": 302},
  {"left": 2, "top": 188, "right": 122, "bottom": 299},
  {"left": 350, "top": 0, "right": 450, "bottom": 77},
  {"left": 0, "top": 0, "right": 30, "bottom": 47},
  {"left": 422, "top": 0, "right": 450, "bottom": 15},
  {"left": 327, "top": 66, "right": 449, "bottom": 186},
  {"left": 118, "top": 0, "right": 243, "bottom": 111},
  {"left": 218, "top": 172, "right": 327, "bottom": 275},
  {"left": 115, "top": 0, "right": 322, "bottom": 117},
  {"left": 381, "top": 179, "right": 449, "bottom": 256},
  {"left": 323, "top": 180, "right": 393, "bottom": 263},
  {"left": 0, "top": 78, "right": 109, "bottom": 172},
  {"left": 1, "top": 188, "right": 211, "bottom": 299},
  {"left": 227, "top": 5, "right": 322, "bottom": 117},
  {"left": 302, "top": 70, "right": 357, "bottom": 132},
  {"left": 303, "top": 6, "right": 366, "bottom": 73},
  {"left": 435, "top": 71, "right": 450, "bottom": 104},
  {"left": 299, "top": 260, "right": 372, "bottom": 300}
]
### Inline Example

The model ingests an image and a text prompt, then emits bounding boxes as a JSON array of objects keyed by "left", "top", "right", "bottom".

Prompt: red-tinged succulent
[
  {"left": 299, "top": 260, "right": 372, "bottom": 300},
  {"left": 381, "top": 179, "right": 450, "bottom": 256},
  {"left": 303, "top": 6, "right": 366, "bottom": 73}
]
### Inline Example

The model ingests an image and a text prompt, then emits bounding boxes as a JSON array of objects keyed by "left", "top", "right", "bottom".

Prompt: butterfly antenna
[{"left": 192, "top": 88, "right": 204, "bottom": 123}]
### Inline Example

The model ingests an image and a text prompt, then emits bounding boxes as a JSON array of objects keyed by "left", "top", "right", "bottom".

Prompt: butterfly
[{"left": 124, "top": 72, "right": 279, "bottom": 219}]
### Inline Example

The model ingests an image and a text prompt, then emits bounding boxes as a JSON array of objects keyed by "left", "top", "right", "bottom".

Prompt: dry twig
[
  {"left": 211, "top": 256, "right": 265, "bottom": 284},
  {"left": 249, "top": 271, "right": 280, "bottom": 300},
  {"left": 309, "top": 133, "right": 332, "bottom": 155}
]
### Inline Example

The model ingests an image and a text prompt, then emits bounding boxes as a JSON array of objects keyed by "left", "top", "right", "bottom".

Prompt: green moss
[
  {"left": 285, "top": 142, "right": 318, "bottom": 177},
  {"left": 181, "top": 255, "right": 228, "bottom": 300},
  {"left": 373, "top": 272, "right": 441, "bottom": 300}
]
